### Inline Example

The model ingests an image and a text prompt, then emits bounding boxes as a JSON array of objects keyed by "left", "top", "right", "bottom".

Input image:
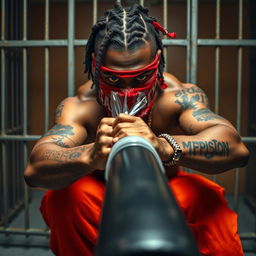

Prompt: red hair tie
[{"left": 152, "top": 21, "right": 176, "bottom": 39}]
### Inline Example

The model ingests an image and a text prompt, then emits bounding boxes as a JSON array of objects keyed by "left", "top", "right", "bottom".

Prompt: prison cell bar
[
  {"left": 163, "top": 0, "right": 168, "bottom": 72},
  {"left": 1, "top": 0, "right": 8, "bottom": 230},
  {"left": 190, "top": 0, "right": 198, "bottom": 84},
  {"left": 186, "top": 0, "right": 191, "bottom": 82},
  {"left": 93, "top": 0, "right": 98, "bottom": 25},
  {"left": 22, "top": 0, "right": 30, "bottom": 234},
  {"left": 212, "top": 0, "right": 221, "bottom": 183},
  {"left": 0, "top": 0, "right": 256, "bottom": 241},
  {"left": 67, "top": 0, "right": 75, "bottom": 96},
  {"left": 44, "top": 0, "right": 50, "bottom": 132},
  {"left": 233, "top": 0, "right": 244, "bottom": 212}
]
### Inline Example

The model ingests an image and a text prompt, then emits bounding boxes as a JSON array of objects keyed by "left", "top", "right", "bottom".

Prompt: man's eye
[
  {"left": 107, "top": 76, "right": 119, "bottom": 83},
  {"left": 136, "top": 74, "right": 147, "bottom": 81}
]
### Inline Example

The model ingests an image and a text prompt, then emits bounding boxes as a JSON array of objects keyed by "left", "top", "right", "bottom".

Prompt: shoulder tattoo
[
  {"left": 192, "top": 108, "right": 225, "bottom": 122},
  {"left": 174, "top": 86, "right": 209, "bottom": 110}
]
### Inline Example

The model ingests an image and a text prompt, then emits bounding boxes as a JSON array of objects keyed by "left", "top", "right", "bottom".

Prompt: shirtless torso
[
  {"left": 24, "top": 42, "right": 248, "bottom": 190},
  {"left": 75, "top": 73, "right": 184, "bottom": 178}
]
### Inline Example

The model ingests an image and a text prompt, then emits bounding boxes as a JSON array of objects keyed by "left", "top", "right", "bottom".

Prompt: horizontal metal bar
[
  {"left": 1, "top": 39, "right": 256, "bottom": 48},
  {"left": 240, "top": 232, "right": 256, "bottom": 240},
  {"left": 0, "top": 135, "right": 255, "bottom": 143},
  {"left": 0, "top": 227, "right": 50, "bottom": 236},
  {"left": 0, "top": 135, "right": 41, "bottom": 141},
  {"left": 198, "top": 39, "right": 256, "bottom": 46},
  {"left": 242, "top": 137, "right": 256, "bottom": 143},
  {"left": 0, "top": 40, "right": 68, "bottom": 47}
]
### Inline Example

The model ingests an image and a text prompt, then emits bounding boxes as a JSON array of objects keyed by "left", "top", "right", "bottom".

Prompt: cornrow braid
[{"left": 84, "top": 2, "right": 166, "bottom": 93}]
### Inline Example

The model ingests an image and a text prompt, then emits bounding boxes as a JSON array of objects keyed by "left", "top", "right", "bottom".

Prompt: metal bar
[
  {"left": 1, "top": 0, "right": 8, "bottom": 229},
  {"left": 1, "top": 39, "right": 256, "bottom": 48},
  {"left": 190, "top": 0, "right": 198, "bottom": 84},
  {"left": 240, "top": 232, "right": 256, "bottom": 240},
  {"left": 67, "top": 0, "right": 75, "bottom": 96},
  {"left": 197, "top": 39, "right": 256, "bottom": 46},
  {"left": 233, "top": 0, "right": 244, "bottom": 212},
  {"left": 0, "top": 40, "right": 68, "bottom": 47},
  {"left": 0, "top": 135, "right": 41, "bottom": 141},
  {"left": 22, "top": 0, "right": 30, "bottom": 231},
  {"left": 140, "top": 0, "right": 144, "bottom": 6},
  {"left": 163, "top": 0, "right": 168, "bottom": 72},
  {"left": 1, "top": 0, "right": 6, "bottom": 135},
  {"left": 93, "top": 0, "right": 97, "bottom": 25},
  {"left": 0, "top": 227, "right": 50, "bottom": 236},
  {"left": 44, "top": 0, "right": 50, "bottom": 132},
  {"left": 186, "top": 0, "right": 191, "bottom": 82},
  {"left": 1, "top": 143, "right": 8, "bottom": 227},
  {"left": 0, "top": 135, "right": 255, "bottom": 142},
  {"left": 212, "top": 0, "right": 221, "bottom": 183}
]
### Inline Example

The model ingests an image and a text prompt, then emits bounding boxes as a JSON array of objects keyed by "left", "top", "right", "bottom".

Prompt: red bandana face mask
[{"left": 98, "top": 54, "right": 167, "bottom": 117}]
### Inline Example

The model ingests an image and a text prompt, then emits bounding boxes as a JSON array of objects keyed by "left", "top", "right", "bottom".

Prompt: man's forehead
[{"left": 103, "top": 43, "right": 156, "bottom": 71}]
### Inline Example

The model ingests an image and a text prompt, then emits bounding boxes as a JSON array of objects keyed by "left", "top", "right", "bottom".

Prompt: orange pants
[{"left": 40, "top": 171, "right": 244, "bottom": 256}]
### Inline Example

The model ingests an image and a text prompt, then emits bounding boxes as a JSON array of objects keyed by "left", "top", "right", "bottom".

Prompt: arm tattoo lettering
[
  {"left": 43, "top": 124, "right": 74, "bottom": 137},
  {"left": 192, "top": 108, "right": 225, "bottom": 122},
  {"left": 174, "top": 86, "right": 209, "bottom": 110},
  {"left": 41, "top": 124, "right": 76, "bottom": 146},
  {"left": 175, "top": 94, "right": 200, "bottom": 110},
  {"left": 182, "top": 139, "right": 229, "bottom": 159},
  {"left": 52, "top": 137, "right": 70, "bottom": 148},
  {"left": 55, "top": 103, "right": 64, "bottom": 118},
  {"left": 43, "top": 146, "right": 86, "bottom": 162}
]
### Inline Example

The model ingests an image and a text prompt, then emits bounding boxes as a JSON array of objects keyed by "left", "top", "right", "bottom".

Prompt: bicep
[
  {"left": 179, "top": 107, "right": 235, "bottom": 135},
  {"left": 37, "top": 121, "right": 88, "bottom": 148},
  {"left": 174, "top": 84, "right": 235, "bottom": 134},
  {"left": 33, "top": 98, "right": 88, "bottom": 150}
]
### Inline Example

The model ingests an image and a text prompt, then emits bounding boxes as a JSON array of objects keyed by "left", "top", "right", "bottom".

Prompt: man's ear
[
  {"left": 157, "top": 49, "right": 162, "bottom": 58},
  {"left": 157, "top": 49, "right": 162, "bottom": 65}
]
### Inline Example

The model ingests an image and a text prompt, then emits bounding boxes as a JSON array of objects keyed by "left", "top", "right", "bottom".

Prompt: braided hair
[{"left": 84, "top": 2, "right": 165, "bottom": 92}]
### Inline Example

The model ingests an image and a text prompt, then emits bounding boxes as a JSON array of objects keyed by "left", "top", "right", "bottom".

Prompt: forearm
[
  {"left": 172, "top": 125, "right": 249, "bottom": 174},
  {"left": 24, "top": 143, "right": 95, "bottom": 190}
]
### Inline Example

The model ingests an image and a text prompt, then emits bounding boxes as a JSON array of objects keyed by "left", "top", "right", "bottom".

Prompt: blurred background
[{"left": 0, "top": 0, "right": 256, "bottom": 255}]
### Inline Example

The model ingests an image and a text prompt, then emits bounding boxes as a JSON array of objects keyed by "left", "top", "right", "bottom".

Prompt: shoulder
[
  {"left": 161, "top": 73, "right": 209, "bottom": 109},
  {"left": 55, "top": 80, "right": 103, "bottom": 126}
]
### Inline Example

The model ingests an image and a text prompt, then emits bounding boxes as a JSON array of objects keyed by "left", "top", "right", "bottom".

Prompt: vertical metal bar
[
  {"left": 44, "top": 0, "right": 49, "bottom": 132},
  {"left": 1, "top": 0, "right": 8, "bottom": 228},
  {"left": 93, "top": 0, "right": 98, "bottom": 25},
  {"left": 212, "top": 0, "right": 221, "bottom": 183},
  {"left": 22, "top": 0, "right": 30, "bottom": 231},
  {"left": 190, "top": 0, "right": 198, "bottom": 84},
  {"left": 67, "top": 0, "right": 75, "bottom": 97},
  {"left": 11, "top": 0, "right": 15, "bottom": 207},
  {"left": 18, "top": 0, "right": 22, "bottom": 203},
  {"left": 186, "top": 0, "right": 191, "bottom": 83},
  {"left": 140, "top": 0, "right": 144, "bottom": 6},
  {"left": 234, "top": 0, "right": 243, "bottom": 212},
  {"left": 163, "top": 0, "right": 168, "bottom": 72}
]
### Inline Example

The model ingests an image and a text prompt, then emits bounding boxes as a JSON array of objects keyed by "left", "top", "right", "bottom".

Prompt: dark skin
[{"left": 24, "top": 42, "right": 249, "bottom": 190}]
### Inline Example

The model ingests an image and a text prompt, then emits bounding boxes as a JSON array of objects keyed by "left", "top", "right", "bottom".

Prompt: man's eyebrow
[{"left": 136, "top": 69, "right": 154, "bottom": 76}]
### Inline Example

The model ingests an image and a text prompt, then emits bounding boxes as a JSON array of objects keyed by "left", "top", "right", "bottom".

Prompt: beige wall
[{"left": 28, "top": 1, "right": 250, "bottom": 193}]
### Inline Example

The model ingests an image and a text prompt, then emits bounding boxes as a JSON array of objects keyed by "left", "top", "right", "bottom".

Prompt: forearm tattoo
[
  {"left": 55, "top": 102, "right": 64, "bottom": 118},
  {"left": 182, "top": 139, "right": 229, "bottom": 159},
  {"left": 41, "top": 124, "right": 76, "bottom": 147},
  {"left": 192, "top": 108, "right": 225, "bottom": 122},
  {"left": 174, "top": 86, "right": 209, "bottom": 110},
  {"left": 43, "top": 146, "right": 86, "bottom": 162}
]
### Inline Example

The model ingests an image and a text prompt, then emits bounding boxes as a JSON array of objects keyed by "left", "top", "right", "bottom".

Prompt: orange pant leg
[
  {"left": 169, "top": 171, "right": 244, "bottom": 256},
  {"left": 40, "top": 171, "right": 244, "bottom": 256},
  {"left": 40, "top": 174, "right": 105, "bottom": 256}
]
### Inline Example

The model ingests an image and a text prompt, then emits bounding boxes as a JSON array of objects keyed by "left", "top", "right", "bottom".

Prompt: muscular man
[{"left": 24, "top": 3, "right": 249, "bottom": 256}]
